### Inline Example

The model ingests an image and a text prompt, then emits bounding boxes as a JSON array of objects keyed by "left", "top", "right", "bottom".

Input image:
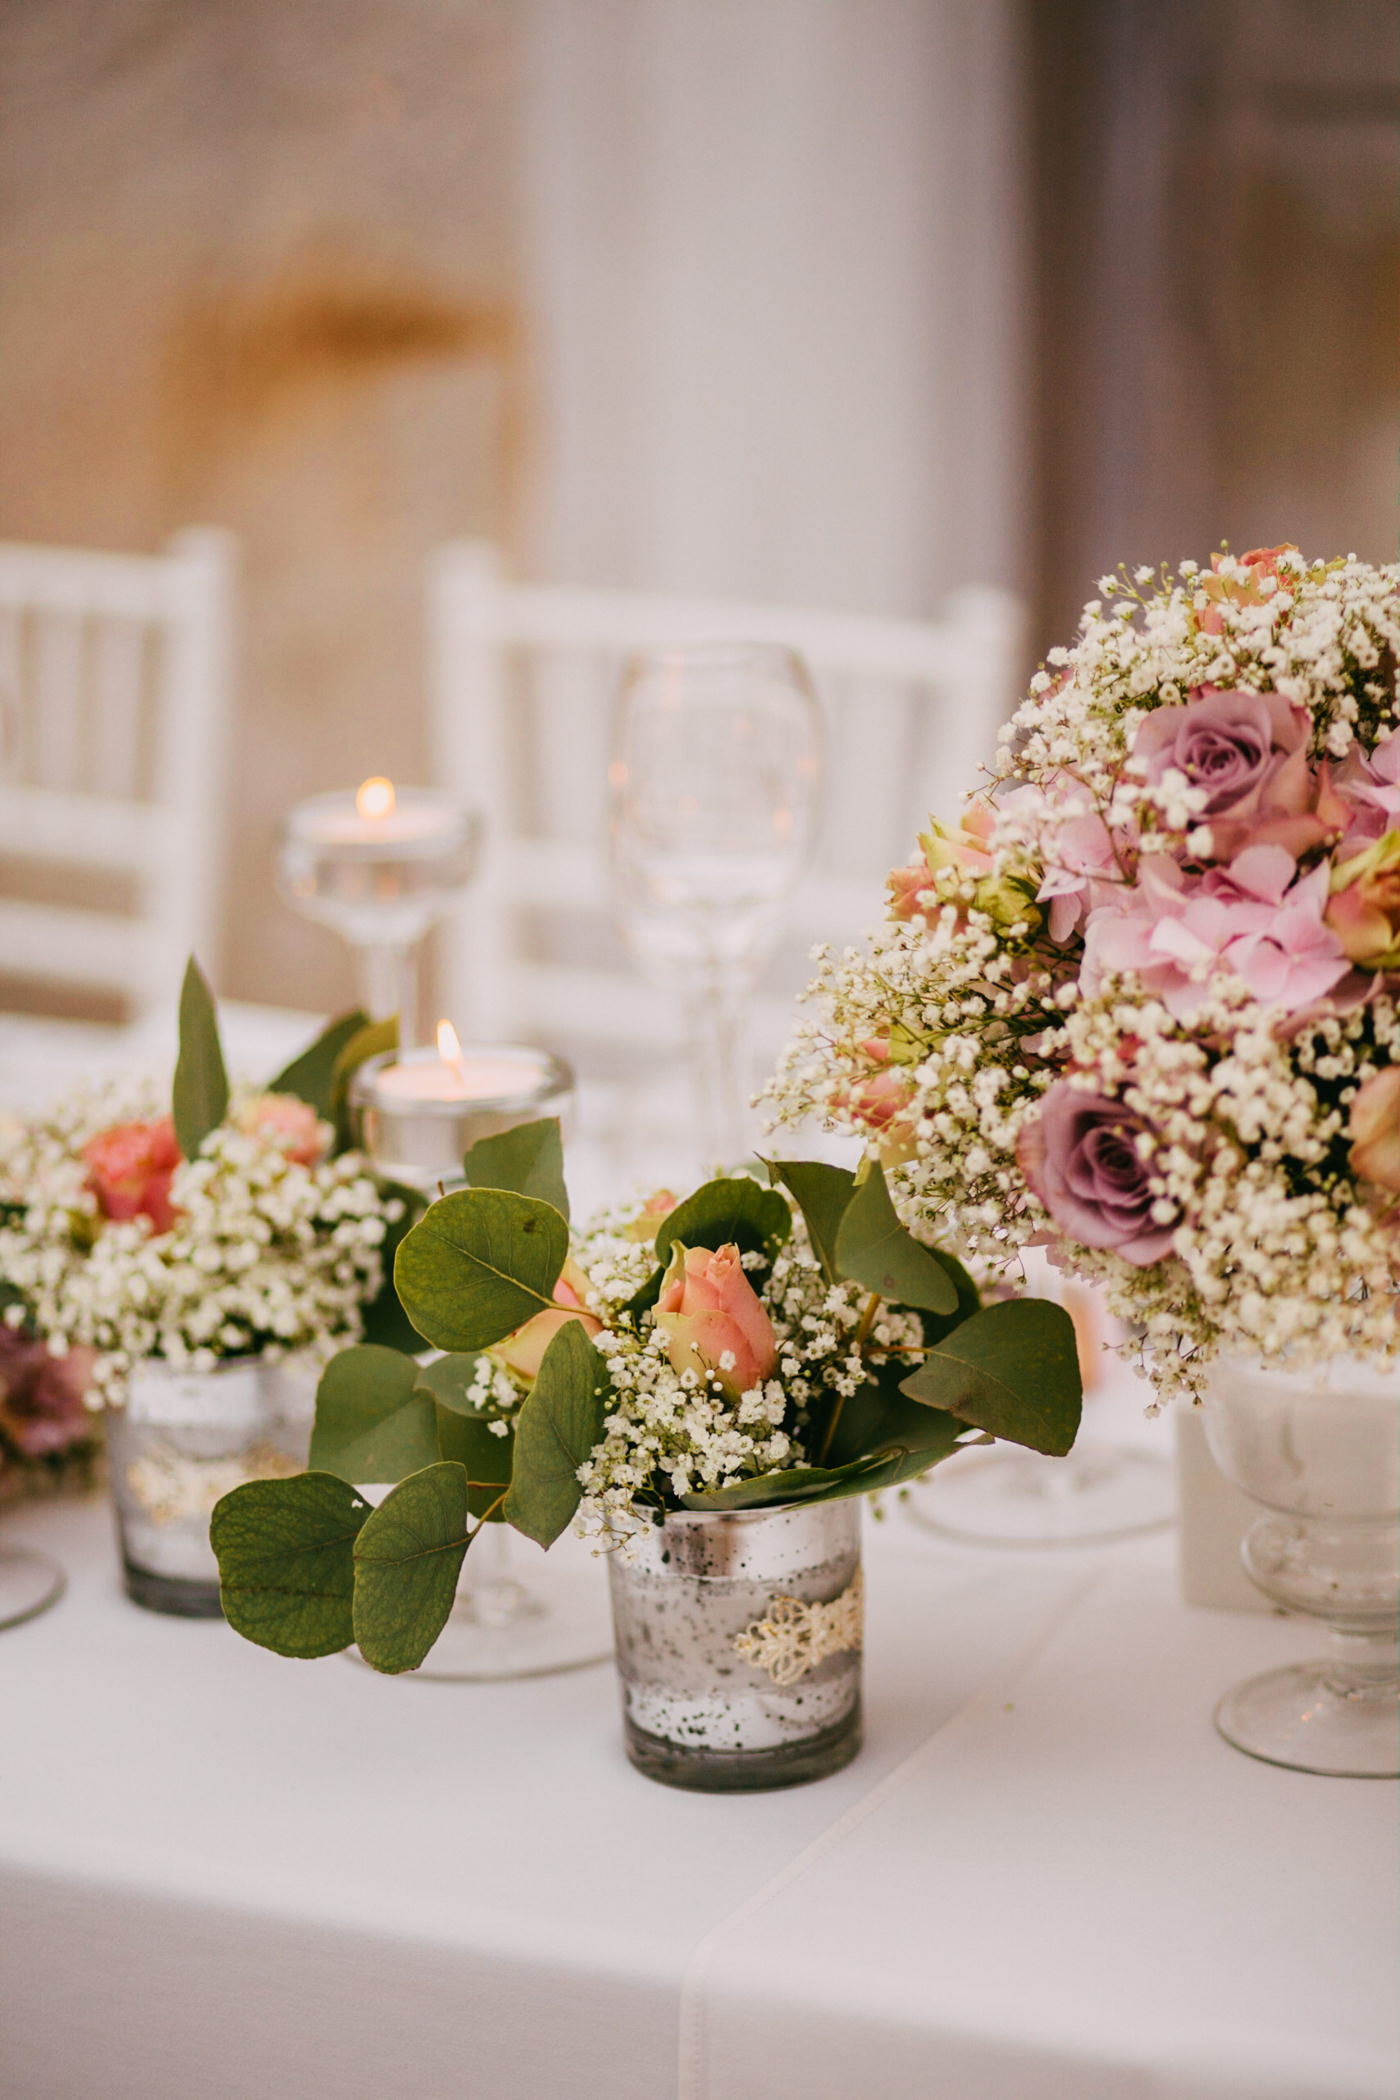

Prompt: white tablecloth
[
  {"left": 0, "top": 1494, "right": 1394, "bottom": 2100},
  {"left": 0, "top": 1007, "right": 1395, "bottom": 2098}
]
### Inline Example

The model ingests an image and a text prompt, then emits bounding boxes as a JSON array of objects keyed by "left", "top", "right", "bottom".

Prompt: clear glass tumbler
[{"left": 1202, "top": 1355, "right": 1398, "bottom": 1778}]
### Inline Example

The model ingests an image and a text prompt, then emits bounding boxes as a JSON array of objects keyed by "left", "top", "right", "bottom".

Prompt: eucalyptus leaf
[
  {"left": 330, "top": 1015, "right": 399, "bottom": 1152},
  {"left": 268, "top": 1009, "right": 371, "bottom": 1119},
  {"left": 833, "top": 1162, "right": 957, "bottom": 1315},
  {"left": 819, "top": 1356, "right": 966, "bottom": 1475},
  {"left": 503, "top": 1319, "right": 609, "bottom": 1547},
  {"left": 464, "top": 1118, "right": 569, "bottom": 1220},
  {"left": 394, "top": 1188, "right": 568, "bottom": 1352},
  {"left": 171, "top": 956, "right": 229, "bottom": 1161},
  {"left": 353, "top": 1462, "right": 470, "bottom": 1672},
  {"left": 308, "top": 1344, "right": 439, "bottom": 1485},
  {"left": 212, "top": 1471, "right": 370, "bottom": 1658},
  {"left": 900, "top": 1297, "right": 1082, "bottom": 1457},
  {"left": 679, "top": 1449, "right": 899, "bottom": 1512},
  {"left": 766, "top": 1160, "right": 855, "bottom": 1284},
  {"left": 413, "top": 1351, "right": 486, "bottom": 1414},
  {"left": 653, "top": 1176, "right": 791, "bottom": 1265},
  {"left": 434, "top": 1404, "right": 514, "bottom": 1520}
]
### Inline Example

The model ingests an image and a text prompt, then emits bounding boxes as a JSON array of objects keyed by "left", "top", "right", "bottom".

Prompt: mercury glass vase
[
  {"left": 106, "top": 1355, "right": 318, "bottom": 1617},
  {"left": 1201, "top": 1356, "right": 1399, "bottom": 1778},
  {"left": 608, "top": 1499, "right": 863, "bottom": 1792}
]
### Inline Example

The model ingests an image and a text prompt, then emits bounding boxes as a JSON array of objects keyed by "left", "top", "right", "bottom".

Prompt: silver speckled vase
[
  {"left": 105, "top": 1355, "right": 318, "bottom": 1617},
  {"left": 608, "top": 1499, "right": 863, "bottom": 1792}
]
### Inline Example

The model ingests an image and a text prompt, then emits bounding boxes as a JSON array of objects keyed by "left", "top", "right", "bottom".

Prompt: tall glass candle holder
[
  {"left": 278, "top": 779, "right": 480, "bottom": 1048},
  {"left": 350, "top": 1027, "right": 612, "bottom": 1681}
]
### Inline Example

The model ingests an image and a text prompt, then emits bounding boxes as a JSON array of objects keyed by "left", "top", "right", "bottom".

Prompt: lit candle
[
  {"left": 349, "top": 1028, "right": 574, "bottom": 1190},
  {"left": 372, "top": 1023, "right": 541, "bottom": 1105},
  {"left": 285, "top": 778, "right": 474, "bottom": 853},
  {"left": 277, "top": 781, "right": 481, "bottom": 1047}
]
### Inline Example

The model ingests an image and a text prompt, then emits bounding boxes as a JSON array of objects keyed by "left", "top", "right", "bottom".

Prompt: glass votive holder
[{"left": 349, "top": 1044, "right": 575, "bottom": 1193}]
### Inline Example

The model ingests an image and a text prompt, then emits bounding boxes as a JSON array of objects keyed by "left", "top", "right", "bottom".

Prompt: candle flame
[
  {"left": 437, "top": 1018, "right": 464, "bottom": 1068},
  {"left": 356, "top": 776, "right": 396, "bottom": 820}
]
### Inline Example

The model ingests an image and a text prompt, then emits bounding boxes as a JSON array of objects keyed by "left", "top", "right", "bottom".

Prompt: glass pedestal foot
[
  {"left": 0, "top": 1544, "right": 66, "bottom": 1630},
  {"left": 352, "top": 1526, "right": 614, "bottom": 1682},
  {"left": 1215, "top": 1661, "right": 1399, "bottom": 1778},
  {"left": 906, "top": 1441, "right": 1175, "bottom": 1547}
]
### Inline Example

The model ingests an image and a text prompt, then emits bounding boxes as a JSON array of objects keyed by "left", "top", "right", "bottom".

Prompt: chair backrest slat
[
  {"left": 0, "top": 530, "right": 236, "bottom": 1017},
  {"left": 428, "top": 540, "right": 1023, "bottom": 1067}
]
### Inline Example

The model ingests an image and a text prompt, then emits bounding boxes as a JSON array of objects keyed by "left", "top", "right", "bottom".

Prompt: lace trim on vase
[{"left": 732, "top": 1568, "right": 864, "bottom": 1686}]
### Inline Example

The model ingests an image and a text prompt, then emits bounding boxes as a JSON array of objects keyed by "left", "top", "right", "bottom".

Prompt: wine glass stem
[
  {"left": 355, "top": 941, "right": 419, "bottom": 1048},
  {"left": 684, "top": 971, "right": 748, "bottom": 1171}
]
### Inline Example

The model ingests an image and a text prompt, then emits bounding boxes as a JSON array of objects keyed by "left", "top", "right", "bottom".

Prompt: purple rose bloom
[
  {"left": 1129, "top": 687, "right": 1325, "bottom": 859},
  {"left": 1017, "top": 1082, "right": 1178, "bottom": 1267},
  {"left": 0, "top": 1326, "right": 95, "bottom": 1459}
]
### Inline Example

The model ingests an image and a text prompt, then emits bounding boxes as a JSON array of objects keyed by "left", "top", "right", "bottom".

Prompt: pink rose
[
  {"left": 1331, "top": 738, "right": 1400, "bottom": 852},
  {"left": 0, "top": 1330, "right": 96, "bottom": 1459},
  {"left": 1326, "top": 831, "right": 1400, "bottom": 970},
  {"left": 1197, "top": 545, "right": 1298, "bottom": 635},
  {"left": 887, "top": 801, "right": 996, "bottom": 921},
  {"left": 655, "top": 1241, "right": 778, "bottom": 1399},
  {"left": 1348, "top": 1068, "right": 1400, "bottom": 1197},
  {"left": 1017, "top": 1082, "right": 1178, "bottom": 1268},
  {"left": 236, "top": 1092, "right": 327, "bottom": 1165},
  {"left": 490, "top": 1257, "right": 603, "bottom": 1384},
  {"left": 82, "top": 1116, "right": 182, "bottom": 1234},
  {"left": 1128, "top": 686, "right": 1330, "bottom": 860},
  {"left": 835, "top": 1041, "right": 919, "bottom": 1164},
  {"left": 620, "top": 1190, "right": 680, "bottom": 1243}
]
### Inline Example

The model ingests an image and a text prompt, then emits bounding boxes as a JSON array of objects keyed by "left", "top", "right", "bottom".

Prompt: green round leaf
[
  {"left": 212, "top": 1472, "right": 371, "bottom": 1658},
  {"left": 393, "top": 1188, "right": 569, "bottom": 1352},
  {"left": 352, "top": 1462, "right": 470, "bottom": 1672},
  {"left": 900, "top": 1298, "right": 1083, "bottom": 1456},
  {"left": 309, "top": 1344, "right": 439, "bottom": 1485}
]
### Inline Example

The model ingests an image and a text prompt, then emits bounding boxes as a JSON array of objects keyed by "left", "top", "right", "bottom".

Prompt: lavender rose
[
  {"left": 1129, "top": 686, "right": 1327, "bottom": 859},
  {"left": 1017, "top": 1082, "right": 1178, "bottom": 1267}
]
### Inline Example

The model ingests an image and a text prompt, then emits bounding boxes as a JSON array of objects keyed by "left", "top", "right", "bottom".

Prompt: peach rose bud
[
  {"left": 491, "top": 1257, "right": 603, "bottom": 1383},
  {"left": 82, "top": 1116, "right": 182, "bottom": 1235},
  {"left": 655, "top": 1240, "right": 778, "bottom": 1399},
  {"left": 1326, "top": 830, "right": 1400, "bottom": 970},
  {"left": 620, "top": 1190, "right": 679, "bottom": 1243},
  {"left": 236, "top": 1092, "right": 327, "bottom": 1166},
  {"left": 1348, "top": 1067, "right": 1400, "bottom": 1196}
]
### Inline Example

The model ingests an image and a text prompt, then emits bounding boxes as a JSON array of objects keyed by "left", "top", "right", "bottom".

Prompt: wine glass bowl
[{"left": 608, "top": 643, "right": 823, "bottom": 1167}]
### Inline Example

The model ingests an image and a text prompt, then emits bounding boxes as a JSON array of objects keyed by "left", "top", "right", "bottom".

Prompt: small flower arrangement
[
  {"left": 210, "top": 1117, "right": 1082, "bottom": 1672},
  {"left": 0, "top": 961, "right": 419, "bottom": 1409},
  {"left": 764, "top": 546, "right": 1400, "bottom": 1402}
]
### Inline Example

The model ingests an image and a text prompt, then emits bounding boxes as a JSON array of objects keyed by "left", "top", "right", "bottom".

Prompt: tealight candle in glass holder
[
  {"left": 278, "top": 778, "right": 481, "bottom": 1048},
  {"left": 349, "top": 1023, "right": 574, "bottom": 1194}
]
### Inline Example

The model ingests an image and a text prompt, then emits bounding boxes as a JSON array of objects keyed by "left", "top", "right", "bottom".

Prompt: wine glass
[{"left": 608, "top": 644, "right": 823, "bottom": 1169}]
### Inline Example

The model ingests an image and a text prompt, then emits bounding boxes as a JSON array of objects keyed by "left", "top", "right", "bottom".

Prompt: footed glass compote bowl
[
  {"left": 1202, "top": 1356, "right": 1398, "bottom": 1778},
  {"left": 0, "top": 1529, "right": 65, "bottom": 1631}
]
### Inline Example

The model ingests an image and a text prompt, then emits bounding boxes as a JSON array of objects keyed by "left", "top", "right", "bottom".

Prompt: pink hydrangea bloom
[{"left": 1082, "top": 846, "right": 1349, "bottom": 1019}]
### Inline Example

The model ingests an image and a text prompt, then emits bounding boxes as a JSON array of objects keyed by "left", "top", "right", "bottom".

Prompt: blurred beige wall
[{"left": 0, "top": 0, "right": 522, "bottom": 1018}]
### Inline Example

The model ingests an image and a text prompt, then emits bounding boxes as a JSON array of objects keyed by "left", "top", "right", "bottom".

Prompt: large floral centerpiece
[
  {"left": 210, "top": 1117, "right": 1082, "bottom": 1677},
  {"left": 0, "top": 964, "right": 416, "bottom": 1406},
  {"left": 765, "top": 548, "right": 1400, "bottom": 1402}
]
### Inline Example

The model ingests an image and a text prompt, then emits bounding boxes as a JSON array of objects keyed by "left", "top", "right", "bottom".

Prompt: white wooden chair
[
  {"left": 0, "top": 529, "right": 235, "bottom": 1021},
  {"left": 428, "top": 540, "right": 1023, "bottom": 1068}
]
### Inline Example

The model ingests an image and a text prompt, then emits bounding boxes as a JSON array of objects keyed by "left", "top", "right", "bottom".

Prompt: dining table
[{"left": 0, "top": 1007, "right": 1395, "bottom": 2100}]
